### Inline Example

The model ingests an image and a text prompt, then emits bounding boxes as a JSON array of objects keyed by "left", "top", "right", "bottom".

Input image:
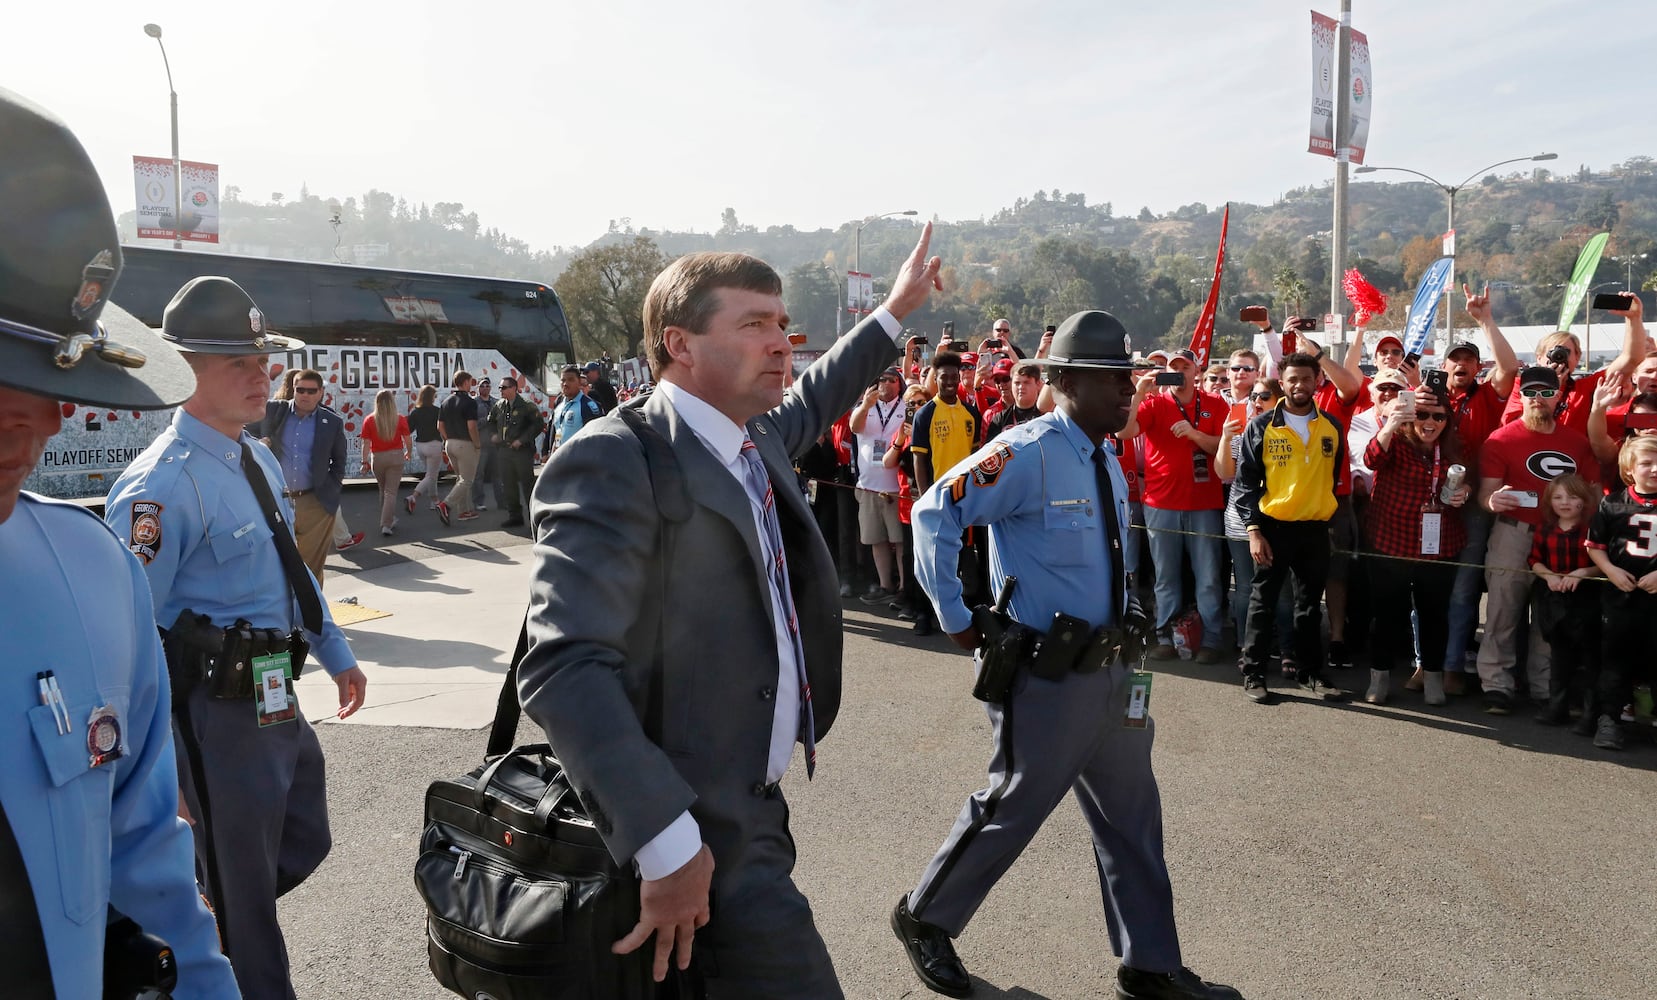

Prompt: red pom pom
[{"left": 1343, "top": 269, "right": 1387, "bottom": 328}]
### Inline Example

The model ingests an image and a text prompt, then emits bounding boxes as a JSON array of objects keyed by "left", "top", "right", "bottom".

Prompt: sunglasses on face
[
  {"left": 993, "top": 328, "right": 1010, "bottom": 334},
  {"left": 1376, "top": 386, "right": 1402, "bottom": 396},
  {"left": 1249, "top": 392, "right": 1275, "bottom": 402},
  {"left": 1415, "top": 411, "right": 1448, "bottom": 423},
  {"left": 1521, "top": 388, "right": 1558, "bottom": 399},
  {"left": 1206, "top": 375, "right": 1229, "bottom": 383},
  {"left": 1229, "top": 365, "right": 1256, "bottom": 373}
]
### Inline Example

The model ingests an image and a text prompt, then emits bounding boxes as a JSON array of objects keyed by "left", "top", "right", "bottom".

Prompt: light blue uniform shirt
[
  {"left": 1, "top": 494, "right": 239, "bottom": 998},
  {"left": 105, "top": 409, "right": 356, "bottom": 676},
  {"left": 914, "top": 405, "right": 1131, "bottom": 636},
  {"left": 276, "top": 403, "right": 317, "bottom": 492}
]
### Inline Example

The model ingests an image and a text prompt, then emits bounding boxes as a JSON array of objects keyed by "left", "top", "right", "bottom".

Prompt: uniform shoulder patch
[
  {"left": 129, "top": 501, "right": 164, "bottom": 565},
  {"left": 969, "top": 442, "right": 1015, "bottom": 489}
]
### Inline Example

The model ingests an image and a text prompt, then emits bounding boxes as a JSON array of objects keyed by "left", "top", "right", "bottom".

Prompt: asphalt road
[{"left": 280, "top": 484, "right": 1656, "bottom": 1000}]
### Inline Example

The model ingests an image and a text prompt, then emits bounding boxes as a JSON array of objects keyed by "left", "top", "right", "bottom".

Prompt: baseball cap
[
  {"left": 1165, "top": 349, "right": 1199, "bottom": 368},
  {"left": 1375, "top": 335, "right": 1405, "bottom": 354},
  {"left": 1519, "top": 366, "right": 1559, "bottom": 391},
  {"left": 1370, "top": 368, "right": 1409, "bottom": 391},
  {"left": 1446, "top": 342, "right": 1481, "bottom": 361},
  {"left": 990, "top": 358, "right": 1015, "bottom": 379},
  {"left": 960, "top": 352, "right": 980, "bottom": 367}
]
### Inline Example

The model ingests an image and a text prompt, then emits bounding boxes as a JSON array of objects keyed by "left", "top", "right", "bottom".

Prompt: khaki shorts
[{"left": 856, "top": 487, "right": 903, "bottom": 545}]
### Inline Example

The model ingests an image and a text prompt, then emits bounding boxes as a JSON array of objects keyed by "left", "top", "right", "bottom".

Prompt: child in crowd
[
  {"left": 1585, "top": 436, "right": 1657, "bottom": 750},
  {"left": 1528, "top": 474, "right": 1601, "bottom": 726}
]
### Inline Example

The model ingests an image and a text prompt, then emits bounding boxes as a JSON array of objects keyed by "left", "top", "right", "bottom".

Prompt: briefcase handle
[{"left": 473, "top": 742, "right": 555, "bottom": 814}]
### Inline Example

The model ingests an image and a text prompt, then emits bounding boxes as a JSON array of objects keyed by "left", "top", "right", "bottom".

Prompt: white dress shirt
[{"left": 632, "top": 307, "right": 903, "bottom": 880}]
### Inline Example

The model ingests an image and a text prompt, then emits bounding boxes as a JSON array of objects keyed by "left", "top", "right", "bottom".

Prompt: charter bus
[{"left": 27, "top": 246, "right": 574, "bottom": 500}]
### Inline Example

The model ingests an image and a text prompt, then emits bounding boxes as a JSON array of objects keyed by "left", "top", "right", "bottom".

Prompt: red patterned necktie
[{"left": 739, "top": 437, "right": 817, "bottom": 778}]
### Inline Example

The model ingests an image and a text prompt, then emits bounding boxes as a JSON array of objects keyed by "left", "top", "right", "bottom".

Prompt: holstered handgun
[
  {"left": 971, "top": 576, "right": 1036, "bottom": 704},
  {"left": 161, "top": 610, "right": 221, "bottom": 710}
]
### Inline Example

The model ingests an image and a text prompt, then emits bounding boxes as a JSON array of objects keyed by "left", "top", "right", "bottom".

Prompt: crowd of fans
[{"left": 801, "top": 292, "right": 1657, "bottom": 753}]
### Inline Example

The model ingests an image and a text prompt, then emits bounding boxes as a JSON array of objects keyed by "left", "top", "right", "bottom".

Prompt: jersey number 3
[{"left": 1627, "top": 512, "right": 1657, "bottom": 558}]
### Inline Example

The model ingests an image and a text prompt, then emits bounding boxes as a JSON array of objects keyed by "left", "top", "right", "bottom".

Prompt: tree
[
  {"left": 1273, "top": 266, "right": 1310, "bottom": 320},
  {"left": 553, "top": 236, "right": 669, "bottom": 362},
  {"left": 1137, "top": 206, "right": 1155, "bottom": 222},
  {"left": 782, "top": 262, "right": 841, "bottom": 345},
  {"left": 1579, "top": 191, "right": 1619, "bottom": 231}
]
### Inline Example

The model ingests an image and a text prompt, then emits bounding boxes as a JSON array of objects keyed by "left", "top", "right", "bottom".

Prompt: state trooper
[
  {"left": 106, "top": 277, "right": 369, "bottom": 1000},
  {"left": 893, "top": 311, "right": 1243, "bottom": 1000},
  {"left": 489, "top": 375, "right": 544, "bottom": 529},
  {"left": 0, "top": 87, "right": 239, "bottom": 998}
]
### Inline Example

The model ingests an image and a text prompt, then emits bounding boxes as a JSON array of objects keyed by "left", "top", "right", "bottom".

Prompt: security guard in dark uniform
[
  {"left": 105, "top": 278, "right": 369, "bottom": 1000},
  {"left": 893, "top": 312, "right": 1244, "bottom": 1000},
  {"left": 489, "top": 375, "right": 544, "bottom": 528},
  {"left": 0, "top": 87, "right": 239, "bottom": 998}
]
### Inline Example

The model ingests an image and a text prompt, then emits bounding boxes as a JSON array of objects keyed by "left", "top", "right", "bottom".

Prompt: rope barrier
[{"left": 802, "top": 474, "right": 1618, "bottom": 585}]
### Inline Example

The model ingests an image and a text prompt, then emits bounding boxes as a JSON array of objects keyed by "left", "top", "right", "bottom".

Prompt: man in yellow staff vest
[{"left": 1233, "top": 350, "right": 1350, "bottom": 705}]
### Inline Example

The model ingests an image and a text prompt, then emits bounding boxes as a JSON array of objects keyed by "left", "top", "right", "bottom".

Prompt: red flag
[{"left": 1188, "top": 204, "right": 1228, "bottom": 367}]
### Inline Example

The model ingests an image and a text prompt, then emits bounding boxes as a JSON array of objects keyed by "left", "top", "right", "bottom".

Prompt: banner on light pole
[
  {"left": 845, "top": 271, "right": 874, "bottom": 315},
  {"left": 134, "top": 155, "right": 220, "bottom": 243},
  {"left": 1308, "top": 11, "right": 1372, "bottom": 164}
]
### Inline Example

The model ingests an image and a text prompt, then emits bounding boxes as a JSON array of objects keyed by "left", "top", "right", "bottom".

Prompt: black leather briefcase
[{"left": 416, "top": 739, "right": 655, "bottom": 999}]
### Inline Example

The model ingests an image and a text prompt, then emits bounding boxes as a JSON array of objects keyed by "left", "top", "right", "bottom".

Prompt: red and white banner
[
  {"left": 1188, "top": 205, "right": 1229, "bottom": 368},
  {"left": 133, "top": 155, "right": 220, "bottom": 243},
  {"left": 1308, "top": 11, "right": 1372, "bottom": 164},
  {"left": 845, "top": 271, "right": 874, "bottom": 315}
]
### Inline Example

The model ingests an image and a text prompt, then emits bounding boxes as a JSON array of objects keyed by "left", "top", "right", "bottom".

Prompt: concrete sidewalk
[{"left": 298, "top": 539, "right": 530, "bottom": 729}]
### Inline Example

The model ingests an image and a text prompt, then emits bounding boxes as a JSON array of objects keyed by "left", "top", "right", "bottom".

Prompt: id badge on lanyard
[
  {"left": 1177, "top": 396, "right": 1210, "bottom": 483},
  {"left": 1420, "top": 443, "right": 1442, "bottom": 556}
]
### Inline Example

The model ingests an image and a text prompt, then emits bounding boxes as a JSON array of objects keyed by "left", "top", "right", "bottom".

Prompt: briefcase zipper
[{"left": 449, "top": 845, "right": 472, "bottom": 879}]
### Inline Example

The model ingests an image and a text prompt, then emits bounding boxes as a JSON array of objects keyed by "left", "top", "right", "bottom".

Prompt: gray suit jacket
[{"left": 519, "top": 315, "right": 899, "bottom": 877}]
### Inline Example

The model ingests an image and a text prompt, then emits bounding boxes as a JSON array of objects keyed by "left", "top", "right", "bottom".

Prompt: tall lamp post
[
  {"left": 1613, "top": 253, "right": 1648, "bottom": 292},
  {"left": 1355, "top": 152, "right": 1556, "bottom": 350},
  {"left": 822, "top": 264, "right": 843, "bottom": 337},
  {"left": 143, "top": 23, "right": 183, "bottom": 249},
  {"left": 853, "top": 210, "right": 917, "bottom": 315}
]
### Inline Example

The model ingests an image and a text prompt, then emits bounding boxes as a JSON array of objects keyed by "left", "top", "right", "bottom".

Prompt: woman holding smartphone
[{"left": 1361, "top": 381, "right": 1471, "bottom": 705}]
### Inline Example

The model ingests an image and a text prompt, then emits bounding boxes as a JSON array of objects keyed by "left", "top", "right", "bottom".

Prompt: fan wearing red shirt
[
  {"left": 1440, "top": 283, "right": 1522, "bottom": 684},
  {"left": 1499, "top": 297, "right": 1647, "bottom": 433},
  {"left": 1475, "top": 366, "right": 1602, "bottom": 715},
  {"left": 1119, "top": 348, "right": 1229, "bottom": 660}
]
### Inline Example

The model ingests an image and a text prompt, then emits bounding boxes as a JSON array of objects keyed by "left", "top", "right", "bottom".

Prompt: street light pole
[
  {"left": 1614, "top": 253, "right": 1647, "bottom": 292},
  {"left": 143, "top": 23, "right": 183, "bottom": 250},
  {"left": 822, "top": 265, "right": 843, "bottom": 337},
  {"left": 853, "top": 210, "right": 918, "bottom": 315},
  {"left": 1356, "top": 152, "right": 1556, "bottom": 353}
]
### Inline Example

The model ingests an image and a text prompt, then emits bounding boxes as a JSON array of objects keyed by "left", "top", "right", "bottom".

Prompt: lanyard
[
  {"left": 1422, "top": 442, "right": 1441, "bottom": 501},
  {"left": 872, "top": 399, "right": 898, "bottom": 431},
  {"left": 1171, "top": 390, "right": 1201, "bottom": 429}
]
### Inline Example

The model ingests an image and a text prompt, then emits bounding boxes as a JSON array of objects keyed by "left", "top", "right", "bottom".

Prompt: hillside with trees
[{"left": 118, "top": 158, "right": 1657, "bottom": 364}]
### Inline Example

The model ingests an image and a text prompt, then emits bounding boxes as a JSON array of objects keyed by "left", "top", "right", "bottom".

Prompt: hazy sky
[{"left": 13, "top": 1, "right": 1655, "bottom": 253}]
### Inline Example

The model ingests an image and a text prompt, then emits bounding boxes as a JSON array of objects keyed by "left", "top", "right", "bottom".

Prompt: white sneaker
[
  {"left": 381, "top": 527, "right": 393, "bottom": 537},
  {"left": 1364, "top": 669, "right": 1389, "bottom": 705}
]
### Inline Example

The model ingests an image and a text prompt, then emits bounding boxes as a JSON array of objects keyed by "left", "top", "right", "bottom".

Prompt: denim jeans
[
  {"left": 1443, "top": 506, "right": 1492, "bottom": 672},
  {"left": 1144, "top": 505, "right": 1225, "bottom": 650}
]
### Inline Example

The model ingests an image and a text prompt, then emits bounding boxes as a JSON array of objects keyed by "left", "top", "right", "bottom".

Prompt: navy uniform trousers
[
  {"left": 174, "top": 687, "right": 330, "bottom": 1000},
  {"left": 906, "top": 656, "right": 1182, "bottom": 972}
]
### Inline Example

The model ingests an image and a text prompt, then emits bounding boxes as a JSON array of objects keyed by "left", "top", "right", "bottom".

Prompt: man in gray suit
[{"left": 520, "top": 224, "right": 943, "bottom": 997}]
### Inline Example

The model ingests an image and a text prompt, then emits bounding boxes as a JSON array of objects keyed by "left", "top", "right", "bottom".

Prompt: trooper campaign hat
[
  {"left": 1029, "top": 310, "right": 1153, "bottom": 370},
  {"left": 160, "top": 276, "right": 305, "bottom": 354},
  {"left": 0, "top": 88, "right": 194, "bottom": 410}
]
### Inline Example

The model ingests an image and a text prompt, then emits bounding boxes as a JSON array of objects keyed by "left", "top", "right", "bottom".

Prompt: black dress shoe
[
  {"left": 913, "top": 615, "right": 934, "bottom": 637},
  {"left": 891, "top": 896, "right": 972, "bottom": 998},
  {"left": 1117, "top": 964, "right": 1243, "bottom": 1000}
]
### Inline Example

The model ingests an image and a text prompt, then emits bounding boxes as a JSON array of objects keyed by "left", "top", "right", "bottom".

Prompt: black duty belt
[
  {"left": 161, "top": 611, "right": 309, "bottom": 703},
  {"left": 282, "top": 488, "right": 313, "bottom": 498}
]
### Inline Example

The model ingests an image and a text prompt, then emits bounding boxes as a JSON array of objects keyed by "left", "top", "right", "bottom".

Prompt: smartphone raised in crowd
[
  {"left": 1239, "top": 306, "right": 1269, "bottom": 324},
  {"left": 1154, "top": 372, "right": 1185, "bottom": 386},
  {"left": 1592, "top": 292, "right": 1636, "bottom": 311},
  {"left": 1397, "top": 389, "right": 1417, "bottom": 418}
]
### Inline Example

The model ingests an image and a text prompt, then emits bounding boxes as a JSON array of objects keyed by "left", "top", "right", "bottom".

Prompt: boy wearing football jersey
[{"left": 1584, "top": 436, "right": 1657, "bottom": 750}]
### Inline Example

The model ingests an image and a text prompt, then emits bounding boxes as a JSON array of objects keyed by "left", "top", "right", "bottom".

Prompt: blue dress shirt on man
[
  {"left": 2, "top": 494, "right": 239, "bottom": 999},
  {"left": 276, "top": 403, "right": 317, "bottom": 494}
]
